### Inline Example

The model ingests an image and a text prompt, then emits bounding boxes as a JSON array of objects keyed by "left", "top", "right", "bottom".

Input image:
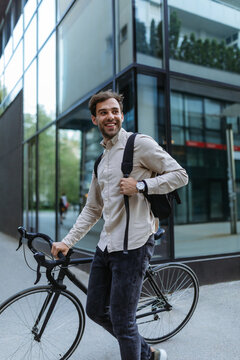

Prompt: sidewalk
[{"left": 0, "top": 232, "right": 240, "bottom": 360}]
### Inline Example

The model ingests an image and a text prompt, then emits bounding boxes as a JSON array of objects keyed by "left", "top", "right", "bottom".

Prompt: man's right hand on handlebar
[{"left": 51, "top": 242, "right": 70, "bottom": 258}]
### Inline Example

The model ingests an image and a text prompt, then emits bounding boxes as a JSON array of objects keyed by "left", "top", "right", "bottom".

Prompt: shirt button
[{"left": 107, "top": 233, "right": 110, "bottom": 236}]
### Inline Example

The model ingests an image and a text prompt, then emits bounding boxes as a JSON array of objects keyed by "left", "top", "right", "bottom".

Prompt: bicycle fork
[{"left": 32, "top": 290, "right": 61, "bottom": 342}]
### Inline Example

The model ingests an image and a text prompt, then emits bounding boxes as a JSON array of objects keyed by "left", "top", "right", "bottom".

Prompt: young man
[{"left": 52, "top": 90, "right": 188, "bottom": 360}]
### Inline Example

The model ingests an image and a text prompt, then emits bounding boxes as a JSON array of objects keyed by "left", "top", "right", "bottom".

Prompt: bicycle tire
[
  {"left": 136, "top": 263, "right": 199, "bottom": 343},
  {"left": 0, "top": 285, "right": 85, "bottom": 360}
]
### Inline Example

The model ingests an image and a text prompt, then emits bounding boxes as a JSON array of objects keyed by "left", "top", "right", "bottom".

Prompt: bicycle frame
[{"left": 136, "top": 268, "right": 172, "bottom": 321}]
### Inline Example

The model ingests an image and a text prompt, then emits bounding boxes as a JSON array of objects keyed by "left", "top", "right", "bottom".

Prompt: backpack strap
[
  {"left": 121, "top": 133, "right": 137, "bottom": 177},
  {"left": 94, "top": 153, "right": 103, "bottom": 179},
  {"left": 121, "top": 133, "right": 138, "bottom": 254}
]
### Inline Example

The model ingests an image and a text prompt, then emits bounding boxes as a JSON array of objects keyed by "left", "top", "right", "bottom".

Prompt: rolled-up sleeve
[
  {"left": 62, "top": 173, "right": 103, "bottom": 248},
  {"left": 135, "top": 135, "right": 188, "bottom": 195}
]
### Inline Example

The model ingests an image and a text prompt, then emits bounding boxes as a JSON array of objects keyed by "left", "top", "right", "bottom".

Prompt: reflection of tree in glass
[
  {"left": 0, "top": 82, "right": 8, "bottom": 115},
  {"left": 38, "top": 106, "right": 55, "bottom": 210},
  {"left": 24, "top": 113, "right": 36, "bottom": 139},
  {"left": 136, "top": 12, "right": 179, "bottom": 59},
  {"left": 169, "top": 11, "right": 181, "bottom": 58},
  {"left": 59, "top": 130, "right": 80, "bottom": 208},
  {"left": 136, "top": 19, "right": 149, "bottom": 54},
  {"left": 170, "top": 11, "right": 240, "bottom": 74}
]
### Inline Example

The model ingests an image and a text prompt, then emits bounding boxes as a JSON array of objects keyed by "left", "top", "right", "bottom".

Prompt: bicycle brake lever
[
  {"left": 33, "top": 252, "right": 46, "bottom": 285},
  {"left": 34, "top": 262, "right": 42, "bottom": 285},
  {"left": 16, "top": 236, "right": 23, "bottom": 251}
]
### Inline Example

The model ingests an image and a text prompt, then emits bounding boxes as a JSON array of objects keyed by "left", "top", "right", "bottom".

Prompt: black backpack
[{"left": 94, "top": 133, "right": 181, "bottom": 253}]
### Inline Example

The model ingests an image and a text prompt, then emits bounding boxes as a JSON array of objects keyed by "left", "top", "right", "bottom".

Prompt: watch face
[{"left": 137, "top": 181, "right": 145, "bottom": 192}]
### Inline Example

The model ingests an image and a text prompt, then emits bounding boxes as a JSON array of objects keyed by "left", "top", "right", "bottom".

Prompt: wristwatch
[{"left": 136, "top": 181, "right": 146, "bottom": 193}]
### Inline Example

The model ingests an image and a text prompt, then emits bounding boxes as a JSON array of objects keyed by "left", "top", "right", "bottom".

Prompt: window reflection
[
  {"left": 116, "top": 0, "right": 133, "bottom": 72},
  {"left": 38, "top": 34, "right": 56, "bottom": 128},
  {"left": 38, "top": 125, "right": 56, "bottom": 240},
  {"left": 57, "top": 0, "right": 74, "bottom": 21},
  {"left": 13, "top": 15, "right": 23, "bottom": 49},
  {"left": 135, "top": 0, "right": 163, "bottom": 68},
  {"left": 0, "top": 56, "right": 3, "bottom": 75},
  {"left": 24, "top": 60, "right": 37, "bottom": 139},
  {"left": 58, "top": 100, "right": 103, "bottom": 250},
  {"left": 117, "top": 71, "right": 135, "bottom": 132},
  {"left": 24, "top": 15, "right": 36, "bottom": 69},
  {"left": 172, "top": 91, "right": 240, "bottom": 257},
  {"left": 38, "top": 0, "right": 56, "bottom": 50},
  {"left": 4, "top": 37, "right": 13, "bottom": 65},
  {"left": 169, "top": 3, "right": 240, "bottom": 85},
  {"left": 137, "top": 73, "right": 165, "bottom": 145},
  {"left": 58, "top": 0, "right": 113, "bottom": 113},
  {"left": 24, "top": 0, "right": 37, "bottom": 29},
  {"left": 4, "top": 41, "right": 23, "bottom": 96},
  {"left": 23, "top": 141, "right": 37, "bottom": 232}
]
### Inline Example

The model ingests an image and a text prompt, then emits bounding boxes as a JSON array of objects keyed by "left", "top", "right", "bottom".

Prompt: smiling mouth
[{"left": 105, "top": 122, "right": 117, "bottom": 128}]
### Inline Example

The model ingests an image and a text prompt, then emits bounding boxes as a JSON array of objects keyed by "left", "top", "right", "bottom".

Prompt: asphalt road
[{"left": 0, "top": 232, "right": 240, "bottom": 360}]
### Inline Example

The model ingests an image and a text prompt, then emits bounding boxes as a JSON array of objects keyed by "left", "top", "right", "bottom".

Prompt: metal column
[{"left": 226, "top": 124, "right": 238, "bottom": 234}]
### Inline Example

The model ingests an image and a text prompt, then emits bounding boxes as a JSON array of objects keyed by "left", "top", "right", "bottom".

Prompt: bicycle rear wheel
[
  {"left": 0, "top": 285, "right": 85, "bottom": 360},
  {"left": 137, "top": 263, "right": 199, "bottom": 343}
]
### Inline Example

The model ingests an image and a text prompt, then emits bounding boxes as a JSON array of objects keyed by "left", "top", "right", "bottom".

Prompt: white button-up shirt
[{"left": 62, "top": 128, "right": 188, "bottom": 252}]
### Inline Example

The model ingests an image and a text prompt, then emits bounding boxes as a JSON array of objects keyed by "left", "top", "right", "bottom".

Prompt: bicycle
[{"left": 0, "top": 226, "right": 199, "bottom": 359}]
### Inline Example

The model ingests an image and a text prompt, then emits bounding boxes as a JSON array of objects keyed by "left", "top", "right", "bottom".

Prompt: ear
[
  {"left": 121, "top": 112, "right": 124, "bottom": 123},
  {"left": 91, "top": 115, "right": 98, "bottom": 126}
]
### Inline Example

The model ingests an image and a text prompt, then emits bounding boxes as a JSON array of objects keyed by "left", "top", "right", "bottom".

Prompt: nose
[{"left": 108, "top": 112, "right": 114, "bottom": 119}]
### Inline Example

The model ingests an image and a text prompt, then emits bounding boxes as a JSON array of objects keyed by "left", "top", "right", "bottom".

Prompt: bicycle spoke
[
  {"left": 0, "top": 286, "right": 85, "bottom": 360},
  {"left": 137, "top": 264, "right": 199, "bottom": 343}
]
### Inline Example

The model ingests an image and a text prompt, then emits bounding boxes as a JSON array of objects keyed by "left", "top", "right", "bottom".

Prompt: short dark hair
[{"left": 88, "top": 90, "right": 124, "bottom": 116}]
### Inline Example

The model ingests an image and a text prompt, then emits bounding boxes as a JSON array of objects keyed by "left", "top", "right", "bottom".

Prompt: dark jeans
[{"left": 86, "top": 235, "right": 155, "bottom": 360}]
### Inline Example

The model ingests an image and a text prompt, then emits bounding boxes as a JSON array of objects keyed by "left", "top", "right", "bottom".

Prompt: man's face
[{"left": 91, "top": 98, "right": 124, "bottom": 141}]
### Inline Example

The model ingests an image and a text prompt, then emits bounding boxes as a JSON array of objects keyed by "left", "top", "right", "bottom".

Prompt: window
[
  {"left": 38, "top": 34, "right": 56, "bottom": 128},
  {"left": 115, "top": 0, "right": 133, "bottom": 72},
  {"left": 38, "top": 0, "right": 55, "bottom": 50},
  {"left": 169, "top": 3, "right": 240, "bottom": 85},
  {"left": 24, "top": 15, "right": 36, "bottom": 69},
  {"left": 38, "top": 125, "right": 56, "bottom": 240},
  {"left": 58, "top": 100, "right": 103, "bottom": 249},
  {"left": 172, "top": 90, "right": 240, "bottom": 258},
  {"left": 24, "top": 60, "right": 37, "bottom": 139},
  {"left": 58, "top": 0, "right": 113, "bottom": 113},
  {"left": 135, "top": 0, "right": 163, "bottom": 68}
]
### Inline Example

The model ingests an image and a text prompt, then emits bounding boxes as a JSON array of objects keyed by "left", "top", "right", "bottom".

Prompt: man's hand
[
  {"left": 119, "top": 177, "right": 138, "bottom": 196},
  {"left": 51, "top": 241, "right": 69, "bottom": 258}
]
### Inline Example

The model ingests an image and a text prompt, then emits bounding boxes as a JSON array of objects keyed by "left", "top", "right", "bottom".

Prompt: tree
[
  {"left": 136, "top": 19, "right": 149, "bottom": 54},
  {"left": 169, "top": 11, "right": 181, "bottom": 59},
  {"left": 150, "top": 19, "right": 157, "bottom": 56}
]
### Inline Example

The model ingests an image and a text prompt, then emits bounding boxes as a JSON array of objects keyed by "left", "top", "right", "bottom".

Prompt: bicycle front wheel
[
  {"left": 137, "top": 263, "right": 199, "bottom": 343},
  {"left": 0, "top": 285, "right": 85, "bottom": 360}
]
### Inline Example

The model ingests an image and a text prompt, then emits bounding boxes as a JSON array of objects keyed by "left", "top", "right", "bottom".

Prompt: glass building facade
[{"left": 0, "top": 0, "right": 239, "bottom": 264}]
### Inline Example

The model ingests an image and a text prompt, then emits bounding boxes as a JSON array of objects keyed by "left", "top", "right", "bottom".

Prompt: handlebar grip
[
  {"left": 18, "top": 226, "right": 26, "bottom": 237},
  {"left": 57, "top": 251, "right": 66, "bottom": 260}
]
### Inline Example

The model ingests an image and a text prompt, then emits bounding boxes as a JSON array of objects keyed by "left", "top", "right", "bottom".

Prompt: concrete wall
[{"left": 0, "top": 91, "right": 23, "bottom": 238}]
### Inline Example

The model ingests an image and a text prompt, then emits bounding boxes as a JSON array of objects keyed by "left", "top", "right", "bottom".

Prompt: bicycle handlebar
[
  {"left": 17, "top": 225, "right": 164, "bottom": 288},
  {"left": 17, "top": 226, "right": 73, "bottom": 288}
]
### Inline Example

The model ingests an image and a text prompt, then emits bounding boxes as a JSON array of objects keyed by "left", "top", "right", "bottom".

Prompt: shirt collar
[{"left": 100, "top": 128, "right": 126, "bottom": 149}]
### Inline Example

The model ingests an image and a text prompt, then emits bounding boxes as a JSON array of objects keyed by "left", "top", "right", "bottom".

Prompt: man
[{"left": 52, "top": 90, "right": 188, "bottom": 360}]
